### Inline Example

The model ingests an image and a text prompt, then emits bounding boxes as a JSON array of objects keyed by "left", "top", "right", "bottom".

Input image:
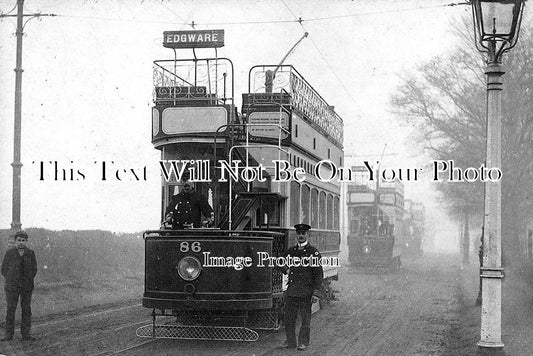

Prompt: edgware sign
[{"left": 163, "top": 30, "right": 225, "bottom": 48}]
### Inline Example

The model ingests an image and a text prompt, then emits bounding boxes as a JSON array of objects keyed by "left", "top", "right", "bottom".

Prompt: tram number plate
[{"left": 180, "top": 241, "right": 201, "bottom": 252}]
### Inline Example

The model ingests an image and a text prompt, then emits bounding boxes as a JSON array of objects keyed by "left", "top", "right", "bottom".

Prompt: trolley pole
[{"left": 1, "top": 0, "right": 55, "bottom": 233}]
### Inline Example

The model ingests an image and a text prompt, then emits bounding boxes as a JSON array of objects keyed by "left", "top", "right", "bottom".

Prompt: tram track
[
  {"left": 13, "top": 301, "right": 149, "bottom": 356},
  {"left": 31, "top": 303, "right": 142, "bottom": 330},
  {"left": 90, "top": 339, "right": 158, "bottom": 356}
]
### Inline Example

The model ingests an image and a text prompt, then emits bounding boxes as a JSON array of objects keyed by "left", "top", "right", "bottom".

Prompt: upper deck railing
[
  {"left": 248, "top": 65, "right": 343, "bottom": 145},
  {"left": 153, "top": 58, "right": 234, "bottom": 105}
]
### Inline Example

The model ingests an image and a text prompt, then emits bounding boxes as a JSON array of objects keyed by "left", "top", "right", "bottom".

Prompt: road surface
[{"left": 3, "top": 253, "right": 529, "bottom": 356}]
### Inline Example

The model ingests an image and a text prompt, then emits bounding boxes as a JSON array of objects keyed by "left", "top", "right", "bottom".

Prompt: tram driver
[{"left": 164, "top": 175, "right": 214, "bottom": 229}]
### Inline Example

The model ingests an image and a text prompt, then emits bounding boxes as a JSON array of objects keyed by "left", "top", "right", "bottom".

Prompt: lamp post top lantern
[{"left": 472, "top": 0, "right": 527, "bottom": 63}]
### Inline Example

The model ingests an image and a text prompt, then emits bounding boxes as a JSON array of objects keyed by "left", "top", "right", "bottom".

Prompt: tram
[
  {"left": 401, "top": 200, "right": 425, "bottom": 257},
  {"left": 137, "top": 30, "right": 343, "bottom": 341},
  {"left": 346, "top": 169, "right": 403, "bottom": 271}
]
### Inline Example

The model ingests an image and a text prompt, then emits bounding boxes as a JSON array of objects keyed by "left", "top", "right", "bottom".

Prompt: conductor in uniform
[
  {"left": 164, "top": 175, "right": 214, "bottom": 229},
  {"left": 280, "top": 223, "right": 323, "bottom": 351}
]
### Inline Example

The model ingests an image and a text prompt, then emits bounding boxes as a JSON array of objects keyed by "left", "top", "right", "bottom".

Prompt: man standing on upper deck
[
  {"left": 164, "top": 174, "right": 214, "bottom": 229},
  {"left": 279, "top": 223, "right": 323, "bottom": 351}
]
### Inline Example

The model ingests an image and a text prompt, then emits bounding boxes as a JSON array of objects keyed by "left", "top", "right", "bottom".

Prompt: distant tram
[
  {"left": 401, "top": 200, "right": 425, "bottom": 257},
  {"left": 137, "top": 33, "right": 344, "bottom": 341},
  {"left": 346, "top": 168, "right": 403, "bottom": 271}
]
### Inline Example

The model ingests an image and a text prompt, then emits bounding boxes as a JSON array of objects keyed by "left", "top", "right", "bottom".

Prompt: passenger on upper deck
[{"left": 164, "top": 175, "right": 214, "bottom": 229}]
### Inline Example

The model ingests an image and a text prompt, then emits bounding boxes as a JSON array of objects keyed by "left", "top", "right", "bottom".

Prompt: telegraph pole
[{"left": 1, "top": 0, "right": 55, "bottom": 233}]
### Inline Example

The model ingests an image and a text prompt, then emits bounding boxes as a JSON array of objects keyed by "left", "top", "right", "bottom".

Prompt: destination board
[{"left": 163, "top": 30, "right": 225, "bottom": 48}]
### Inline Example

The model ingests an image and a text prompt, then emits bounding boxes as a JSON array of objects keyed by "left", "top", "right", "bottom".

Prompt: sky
[{"left": 1, "top": 0, "right": 527, "bottom": 251}]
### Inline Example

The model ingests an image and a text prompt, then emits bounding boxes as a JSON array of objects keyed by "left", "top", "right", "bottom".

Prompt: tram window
[
  {"left": 295, "top": 124, "right": 298, "bottom": 137},
  {"left": 290, "top": 181, "right": 301, "bottom": 225},
  {"left": 268, "top": 200, "right": 280, "bottom": 226},
  {"left": 328, "top": 148, "right": 331, "bottom": 159},
  {"left": 311, "top": 188, "right": 319, "bottom": 228},
  {"left": 301, "top": 185, "right": 310, "bottom": 225},
  {"left": 161, "top": 186, "right": 165, "bottom": 220},
  {"left": 257, "top": 200, "right": 280, "bottom": 227},
  {"left": 313, "top": 138, "right": 316, "bottom": 150},
  {"left": 327, "top": 194, "right": 333, "bottom": 230},
  {"left": 319, "top": 191, "right": 326, "bottom": 229},
  {"left": 163, "top": 184, "right": 179, "bottom": 218},
  {"left": 334, "top": 196, "right": 340, "bottom": 230},
  {"left": 350, "top": 219, "right": 360, "bottom": 235},
  {"left": 168, "top": 184, "right": 180, "bottom": 197}
]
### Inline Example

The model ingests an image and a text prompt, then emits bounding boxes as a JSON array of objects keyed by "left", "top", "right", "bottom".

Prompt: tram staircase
[
  {"left": 217, "top": 143, "right": 271, "bottom": 231},
  {"left": 216, "top": 92, "right": 290, "bottom": 231},
  {"left": 215, "top": 119, "right": 287, "bottom": 304}
]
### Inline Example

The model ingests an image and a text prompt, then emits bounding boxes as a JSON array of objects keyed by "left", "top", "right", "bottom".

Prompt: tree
[{"left": 391, "top": 21, "right": 533, "bottom": 263}]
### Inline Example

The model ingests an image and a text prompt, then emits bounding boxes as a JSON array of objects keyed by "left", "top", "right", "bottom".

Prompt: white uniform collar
[{"left": 298, "top": 241, "right": 308, "bottom": 249}]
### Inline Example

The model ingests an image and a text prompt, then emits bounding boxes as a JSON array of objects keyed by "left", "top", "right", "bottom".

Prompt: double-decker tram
[
  {"left": 137, "top": 30, "right": 343, "bottom": 341},
  {"left": 346, "top": 168, "right": 403, "bottom": 272},
  {"left": 402, "top": 200, "right": 425, "bottom": 257}
]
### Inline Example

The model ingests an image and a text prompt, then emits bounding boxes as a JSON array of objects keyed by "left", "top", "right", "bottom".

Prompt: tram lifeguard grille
[{"left": 136, "top": 324, "right": 259, "bottom": 342}]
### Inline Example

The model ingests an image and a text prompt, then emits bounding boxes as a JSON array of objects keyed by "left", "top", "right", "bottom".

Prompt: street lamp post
[{"left": 471, "top": 0, "right": 526, "bottom": 349}]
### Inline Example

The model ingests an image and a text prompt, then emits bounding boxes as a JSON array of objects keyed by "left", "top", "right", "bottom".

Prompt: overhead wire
[
  {"left": 302, "top": 2, "right": 469, "bottom": 23},
  {"left": 157, "top": 0, "right": 193, "bottom": 28},
  {"left": 279, "top": 0, "right": 359, "bottom": 109},
  {"left": 15, "top": 2, "right": 469, "bottom": 26}
]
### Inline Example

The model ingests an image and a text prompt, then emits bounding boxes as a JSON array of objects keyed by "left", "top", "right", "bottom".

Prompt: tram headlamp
[
  {"left": 362, "top": 245, "right": 371, "bottom": 254},
  {"left": 177, "top": 256, "right": 202, "bottom": 281}
]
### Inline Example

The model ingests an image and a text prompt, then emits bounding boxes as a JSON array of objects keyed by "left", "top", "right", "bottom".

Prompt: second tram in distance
[
  {"left": 346, "top": 168, "right": 403, "bottom": 272},
  {"left": 346, "top": 168, "right": 425, "bottom": 271}
]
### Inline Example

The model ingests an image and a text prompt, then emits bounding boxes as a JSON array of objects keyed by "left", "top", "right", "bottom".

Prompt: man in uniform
[
  {"left": 165, "top": 176, "right": 214, "bottom": 229},
  {"left": 280, "top": 223, "right": 323, "bottom": 351}
]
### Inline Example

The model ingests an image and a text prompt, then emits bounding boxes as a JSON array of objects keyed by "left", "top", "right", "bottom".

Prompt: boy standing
[{"left": 1, "top": 230, "right": 37, "bottom": 341}]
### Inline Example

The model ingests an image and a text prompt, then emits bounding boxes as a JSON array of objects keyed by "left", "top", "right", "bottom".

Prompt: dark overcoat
[
  {"left": 1, "top": 247, "right": 38, "bottom": 292},
  {"left": 165, "top": 191, "right": 213, "bottom": 228},
  {"left": 285, "top": 244, "right": 323, "bottom": 298}
]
